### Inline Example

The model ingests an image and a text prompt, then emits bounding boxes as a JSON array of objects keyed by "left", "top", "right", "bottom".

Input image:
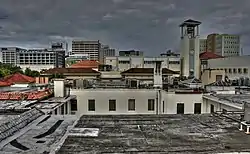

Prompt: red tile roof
[
  {"left": 0, "top": 80, "right": 11, "bottom": 87},
  {"left": 71, "top": 60, "right": 100, "bottom": 68},
  {"left": 0, "top": 89, "right": 53, "bottom": 101},
  {"left": 4, "top": 73, "right": 35, "bottom": 84},
  {"left": 41, "top": 68, "right": 100, "bottom": 74},
  {"left": 200, "top": 51, "right": 223, "bottom": 60}
]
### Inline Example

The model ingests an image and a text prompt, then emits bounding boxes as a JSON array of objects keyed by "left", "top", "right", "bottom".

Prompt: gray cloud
[{"left": 0, "top": 0, "right": 249, "bottom": 55}]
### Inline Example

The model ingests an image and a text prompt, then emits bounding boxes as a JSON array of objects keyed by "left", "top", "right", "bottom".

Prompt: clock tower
[{"left": 179, "top": 19, "right": 201, "bottom": 79}]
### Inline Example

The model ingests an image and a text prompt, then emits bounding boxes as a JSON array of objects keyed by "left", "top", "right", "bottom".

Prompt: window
[
  {"left": 177, "top": 103, "right": 184, "bottom": 114},
  {"left": 148, "top": 99, "right": 155, "bottom": 111},
  {"left": 71, "top": 99, "right": 77, "bottom": 111},
  {"left": 109, "top": 99, "right": 116, "bottom": 111},
  {"left": 244, "top": 68, "right": 248, "bottom": 74},
  {"left": 210, "top": 104, "right": 214, "bottom": 113},
  {"left": 88, "top": 99, "right": 95, "bottom": 111},
  {"left": 238, "top": 68, "right": 242, "bottom": 74},
  {"left": 222, "top": 109, "right": 227, "bottom": 113},
  {"left": 233, "top": 68, "right": 237, "bottom": 73},
  {"left": 128, "top": 99, "right": 135, "bottom": 111},
  {"left": 229, "top": 69, "right": 232, "bottom": 73},
  {"left": 194, "top": 103, "right": 201, "bottom": 114}
]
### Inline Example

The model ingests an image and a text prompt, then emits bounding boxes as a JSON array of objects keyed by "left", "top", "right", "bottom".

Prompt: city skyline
[{"left": 0, "top": 0, "right": 249, "bottom": 55}]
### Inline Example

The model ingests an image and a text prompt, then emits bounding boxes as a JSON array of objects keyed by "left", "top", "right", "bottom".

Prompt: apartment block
[
  {"left": 99, "top": 45, "right": 116, "bottom": 64},
  {"left": 207, "top": 33, "right": 240, "bottom": 57},
  {"left": 1, "top": 47, "right": 65, "bottom": 71},
  {"left": 199, "top": 39, "right": 207, "bottom": 53},
  {"left": 72, "top": 40, "right": 101, "bottom": 60}
]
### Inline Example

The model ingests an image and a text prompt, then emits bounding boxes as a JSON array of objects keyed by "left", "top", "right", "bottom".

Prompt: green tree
[
  {"left": 24, "top": 68, "right": 32, "bottom": 76},
  {"left": 24, "top": 68, "right": 40, "bottom": 77}
]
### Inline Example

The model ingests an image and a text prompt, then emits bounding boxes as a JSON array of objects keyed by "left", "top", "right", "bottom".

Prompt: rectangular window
[
  {"left": 177, "top": 103, "right": 184, "bottom": 114},
  {"left": 244, "top": 68, "right": 248, "bottom": 74},
  {"left": 148, "top": 99, "right": 155, "bottom": 111},
  {"left": 194, "top": 103, "right": 201, "bottom": 114},
  {"left": 210, "top": 104, "right": 214, "bottom": 113},
  {"left": 128, "top": 99, "right": 135, "bottom": 111},
  {"left": 88, "top": 99, "right": 95, "bottom": 111},
  {"left": 109, "top": 99, "right": 116, "bottom": 111}
]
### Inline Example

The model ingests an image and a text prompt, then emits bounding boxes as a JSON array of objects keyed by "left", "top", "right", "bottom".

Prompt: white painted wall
[
  {"left": 54, "top": 79, "right": 65, "bottom": 97},
  {"left": 162, "top": 93, "right": 203, "bottom": 114},
  {"left": 105, "top": 56, "right": 180, "bottom": 72},
  {"left": 70, "top": 89, "right": 205, "bottom": 116},
  {"left": 19, "top": 64, "right": 55, "bottom": 72}
]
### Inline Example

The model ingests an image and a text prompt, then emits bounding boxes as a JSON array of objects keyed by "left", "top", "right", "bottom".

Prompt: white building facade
[
  {"left": 199, "top": 39, "right": 207, "bottom": 53},
  {"left": 105, "top": 56, "right": 180, "bottom": 72},
  {"left": 70, "top": 89, "right": 204, "bottom": 116},
  {"left": 207, "top": 56, "right": 250, "bottom": 80},
  {"left": 215, "top": 34, "right": 241, "bottom": 57}
]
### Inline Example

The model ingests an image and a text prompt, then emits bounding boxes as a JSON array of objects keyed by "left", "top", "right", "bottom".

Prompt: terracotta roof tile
[
  {"left": 0, "top": 80, "right": 11, "bottom": 87},
  {"left": 71, "top": 60, "right": 100, "bottom": 68},
  {"left": 200, "top": 51, "right": 223, "bottom": 60},
  {"left": 4, "top": 73, "right": 35, "bottom": 84},
  {"left": 42, "top": 68, "right": 100, "bottom": 74},
  {"left": 121, "top": 68, "right": 179, "bottom": 75}
]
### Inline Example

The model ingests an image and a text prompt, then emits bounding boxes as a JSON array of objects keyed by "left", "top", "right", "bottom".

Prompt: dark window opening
[
  {"left": 210, "top": 104, "right": 214, "bottom": 113},
  {"left": 177, "top": 103, "right": 184, "bottom": 114},
  {"left": 128, "top": 99, "right": 135, "bottom": 111},
  {"left": 88, "top": 99, "right": 95, "bottom": 111},
  {"left": 194, "top": 103, "right": 201, "bottom": 114},
  {"left": 109, "top": 99, "right": 116, "bottom": 111},
  {"left": 71, "top": 99, "right": 77, "bottom": 111},
  {"left": 148, "top": 99, "right": 155, "bottom": 111}
]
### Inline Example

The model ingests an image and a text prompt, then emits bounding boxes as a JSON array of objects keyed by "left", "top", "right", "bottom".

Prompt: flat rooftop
[
  {"left": 0, "top": 115, "right": 77, "bottom": 154},
  {"left": 58, "top": 114, "right": 250, "bottom": 153},
  {"left": 203, "top": 94, "right": 250, "bottom": 109}
]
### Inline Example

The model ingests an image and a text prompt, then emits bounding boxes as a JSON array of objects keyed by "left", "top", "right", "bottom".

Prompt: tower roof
[{"left": 179, "top": 19, "right": 201, "bottom": 27}]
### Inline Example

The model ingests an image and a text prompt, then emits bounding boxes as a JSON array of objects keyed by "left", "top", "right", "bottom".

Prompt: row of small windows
[
  {"left": 88, "top": 99, "right": 155, "bottom": 111},
  {"left": 223, "top": 68, "right": 248, "bottom": 74},
  {"left": 88, "top": 99, "right": 202, "bottom": 114}
]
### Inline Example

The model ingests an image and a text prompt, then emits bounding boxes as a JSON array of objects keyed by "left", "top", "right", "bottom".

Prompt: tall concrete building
[
  {"left": 1, "top": 47, "right": 65, "bottom": 71},
  {"left": 207, "top": 33, "right": 240, "bottom": 57},
  {"left": 199, "top": 39, "right": 207, "bottom": 53},
  {"left": 180, "top": 19, "right": 201, "bottom": 79},
  {"left": 99, "top": 45, "right": 116, "bottom": 64},
  {"left": 72, "top": 40, "right": 101, "bottom": 60}
]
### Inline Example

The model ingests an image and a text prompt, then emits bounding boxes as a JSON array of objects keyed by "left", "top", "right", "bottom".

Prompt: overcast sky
[{"left": 0, "top": 0, "right": 249, "bottom": 56}]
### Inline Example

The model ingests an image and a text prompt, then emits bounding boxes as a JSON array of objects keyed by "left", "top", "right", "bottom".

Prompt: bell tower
[{"left": 180, "top": 19, "right": 201, "bottom": 79}]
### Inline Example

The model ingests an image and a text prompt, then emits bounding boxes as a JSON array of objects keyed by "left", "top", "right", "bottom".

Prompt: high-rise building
[
  {"left": 99, "top": 45, "right": 116, "bottom": 64},
  {"left": 119, "top": 50, "right": 143, "bottom": 57},
  {"left": 1, "top": 47, "right": 26, "bottom": 65},
  {"left": 199, "top": 39, "right": 207, "bottom": 53},
  {"left": 207, "top": 33, "right": 240, "bottom": 57},
  {"left": 1, "top": 47, "right": 65, "bottom": 71},
  {"left": 179, "top": 19, "right": 201, "bottom": 79},
  {"left": 72, "top": 40, "right": 101, "bottom": 60}
]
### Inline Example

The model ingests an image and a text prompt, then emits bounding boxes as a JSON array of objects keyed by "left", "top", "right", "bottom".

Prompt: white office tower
[
  {"left": 153, "top": 60, "right": 163, "bottom": 88},
  {"left": 180, "top": 19, "right": 201, "bottom": 79}
]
